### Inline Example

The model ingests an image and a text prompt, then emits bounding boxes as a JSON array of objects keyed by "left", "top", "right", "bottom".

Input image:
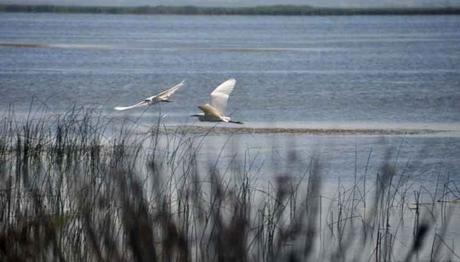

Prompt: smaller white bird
[
  {"left": 114, "top": 80, "right": 184, "bottom": 111},
  {"left": 191, "top": 78, "right": 243, "bottom": 124}
]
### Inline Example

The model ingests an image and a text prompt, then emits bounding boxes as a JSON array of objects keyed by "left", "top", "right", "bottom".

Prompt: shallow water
[
  {"left": 1, "top": 14, "right": 459, "bottom": 124},
  {"left": 1, "top": 13, "right": 460, "bottom": 258},
  {"left": 1, "top": 13, "right": 460, "bottom": 183}
]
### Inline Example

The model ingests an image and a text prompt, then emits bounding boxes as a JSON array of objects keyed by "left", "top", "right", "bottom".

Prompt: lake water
[
  {"left": 0, "top": 13, "right": 460, "bottom": 185},
  {"left": 1, "top": 12, "right": 460, "bottom": 257}
]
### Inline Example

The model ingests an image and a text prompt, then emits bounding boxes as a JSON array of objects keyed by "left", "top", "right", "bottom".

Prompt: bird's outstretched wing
[
  {"left": 114, "top": 80, "right": 185, "bottom": 111},
  {"left": 156, "top": 80, "right": 185, "bottom": 100},
  {"left": 114, "top": 100, "right": 149, "bottom": 111},
  {"left": 210, "top": 79, "right": 236, "bottom": 115}
]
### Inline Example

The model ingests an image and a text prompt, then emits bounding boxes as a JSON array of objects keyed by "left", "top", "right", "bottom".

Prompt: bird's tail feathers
[{"left": 221, "top": 116, "right": 242, "bottom": 124}]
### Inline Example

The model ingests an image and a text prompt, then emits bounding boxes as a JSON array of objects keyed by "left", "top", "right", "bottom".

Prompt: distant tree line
[{"left": 1, "top": 4, "right": 460, "bottom": 15}]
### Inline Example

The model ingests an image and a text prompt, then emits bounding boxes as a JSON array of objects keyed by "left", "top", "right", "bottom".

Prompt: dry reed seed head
[
  {"left": 288, "top": 150, "right": 298, "bottom": 163},
  {"left": 275, "top": 174, "right": 294, "bottom": 204},
  {"left": 412, "top": 222, "right": 430, "bottom": 251}
]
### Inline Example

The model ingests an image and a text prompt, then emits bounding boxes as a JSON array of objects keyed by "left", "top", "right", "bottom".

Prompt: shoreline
[{"left": 1, "top": 5, "right": 460, "bottom": 16}]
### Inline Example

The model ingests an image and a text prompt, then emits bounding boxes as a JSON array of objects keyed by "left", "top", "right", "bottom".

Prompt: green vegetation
[
  {"left": 1, "top": 4, "right": 460, "bottom": 15},
  {"left": 0, "top": 105, "right": 458, "bottom": 261}
]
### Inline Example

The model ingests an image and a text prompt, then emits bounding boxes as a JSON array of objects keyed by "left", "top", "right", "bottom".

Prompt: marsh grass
[{"left": 0, "top": 106, "right": 459, "bottom": 261}]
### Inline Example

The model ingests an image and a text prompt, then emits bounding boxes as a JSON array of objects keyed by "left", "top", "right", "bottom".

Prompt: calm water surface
[
  {"left": 1, "top": 12, "right": 460, "bottom": 257},
  {"left": 0, "top": 13, "right": 460, "bottom": 184}
]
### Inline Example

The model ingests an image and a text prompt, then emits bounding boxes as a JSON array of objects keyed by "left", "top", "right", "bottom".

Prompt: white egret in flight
[
  {"left": 191, "top": 79, "right": 243, "bottom": 124},
  {"left": 114, "top": 80, "right": 184, "bottom": 111}
]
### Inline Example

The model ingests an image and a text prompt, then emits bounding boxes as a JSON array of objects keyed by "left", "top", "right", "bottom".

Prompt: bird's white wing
[
  {"left": 210, "top": 79, "right": 236, "bottom": 115},
  {"left": 114, "top": 80, "right": 184, "bottom": 111},
  {"left": 156, "top": 80, "right": 185, "bottom": 100},
  {"left": 198, "top": 104, "right": 223, "bottom": 118},
  {"left": 114, "top": 100, "right": 149, "bottom": 111}
]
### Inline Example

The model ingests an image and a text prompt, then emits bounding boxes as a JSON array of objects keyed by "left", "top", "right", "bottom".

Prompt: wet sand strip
[
  {"left": 0, "top": 43, "right": 49, "bottom": 48},
  {"left": 162, "top": 125, "right": 447, "bottom": 136}
]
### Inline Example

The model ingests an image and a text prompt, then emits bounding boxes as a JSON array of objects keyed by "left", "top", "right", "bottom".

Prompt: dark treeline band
[{"left": 1, "top": 4, "right": 460, "bottom": 15}]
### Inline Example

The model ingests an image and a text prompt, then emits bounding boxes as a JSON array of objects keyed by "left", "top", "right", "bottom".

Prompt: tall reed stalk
[{"left": 0, "top": 107, "right": 458, "bottom": 261}]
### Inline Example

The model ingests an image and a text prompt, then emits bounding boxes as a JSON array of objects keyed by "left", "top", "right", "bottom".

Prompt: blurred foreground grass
[{"left": 0, "top": 106, "right": 459, "bottom": 261}]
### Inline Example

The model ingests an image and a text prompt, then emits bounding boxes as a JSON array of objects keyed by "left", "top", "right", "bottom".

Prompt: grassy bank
[
  {"left": 0, "top": 106, "right": 458, "bottom": 261},
  {"left": 1, "top": 4, "right": 460, "bottom": 16}
]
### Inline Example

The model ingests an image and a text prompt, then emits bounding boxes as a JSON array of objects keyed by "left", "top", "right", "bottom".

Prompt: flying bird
[
  {"left": 114, "top": 80, "right": 185, "bottom": 111},
  {"left": 191, "top": 79, "right": 243, "bottom": 124}
]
